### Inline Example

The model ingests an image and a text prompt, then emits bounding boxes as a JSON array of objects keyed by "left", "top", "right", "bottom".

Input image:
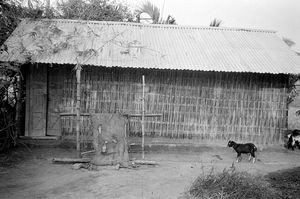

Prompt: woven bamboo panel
[{"left": 53, "top": 65, "right": 289, "bottom": 145}]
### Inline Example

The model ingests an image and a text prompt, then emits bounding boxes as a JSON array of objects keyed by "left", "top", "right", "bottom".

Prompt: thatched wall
[{"left": 41, "top": 64, "right": 289, "bottom": 146}]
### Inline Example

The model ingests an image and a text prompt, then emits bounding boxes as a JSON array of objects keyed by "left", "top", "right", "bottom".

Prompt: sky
[{"left": 126, "top": 0, "right": 300, "bottom": 52}]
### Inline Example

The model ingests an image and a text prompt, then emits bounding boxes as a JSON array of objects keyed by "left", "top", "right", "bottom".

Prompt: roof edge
[
  {"left": 20, "top": 18, "right": 277, "bottom": 34},
  {"left": 29, "top": 61, "right": 296, "bottom": 75}
]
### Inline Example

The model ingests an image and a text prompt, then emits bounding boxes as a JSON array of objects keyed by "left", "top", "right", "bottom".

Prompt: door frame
[{"left": 25, "top": 64, "right": 48, "bottom": 137}]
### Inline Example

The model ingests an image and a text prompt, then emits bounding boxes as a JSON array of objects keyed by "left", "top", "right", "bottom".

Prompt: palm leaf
[
  {"left": 210, "top": 18, "right": 222, "bottom": 27},
  {"left": 136, "top": 1, "right": 160, "bottom": 24}
]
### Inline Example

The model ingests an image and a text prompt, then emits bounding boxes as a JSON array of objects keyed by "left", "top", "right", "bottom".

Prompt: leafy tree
[
  {"left": 136, "top": 1, "right": 176, "bottom": 24},
  {"left": 1, "top": 0, "right": 135, "bottom": 47},
  {"left": 281, "top": 37, "right": 300, "bottom": 106},
  {"left": 57, "top": 0, "right": 134, "bottom": 22},
  {"left": 0, "top": 0, "right": 58, "bottom": 46}
]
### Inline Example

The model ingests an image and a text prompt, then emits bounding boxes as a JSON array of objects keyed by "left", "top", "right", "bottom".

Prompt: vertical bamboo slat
[{"left": 54, "top": 66, "right": 289, "bottom": 146}]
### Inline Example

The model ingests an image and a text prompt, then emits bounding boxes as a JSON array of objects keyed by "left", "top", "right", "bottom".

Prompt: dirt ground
[
  {"left": 0, "top": 145, "right": 300, "bottom": 199},
  {"left": 267, "top": 167, "right": 300, "bottom": 199}
]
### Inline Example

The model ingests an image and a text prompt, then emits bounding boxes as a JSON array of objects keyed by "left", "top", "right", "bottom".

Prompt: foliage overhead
[
  {"left": 0, "top": 0, "right": 58, "bottom": 46},
  {"left": 282, "top": 37, "right": 299, "bottom": 105},
  {"left": 0, "top": 0, "right": 135, "bottom": 47},
  {"left": 57, "top": 0, "right": 134, "bottom": 22},
  {"left": 136, "top": 1, "right": 160, "bottom": 23}
]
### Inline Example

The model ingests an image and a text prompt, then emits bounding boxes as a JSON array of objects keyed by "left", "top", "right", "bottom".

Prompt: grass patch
[
  {"left": 183, "top": 165, "right": 280, "bottom": 199},
  {"left": 0, "top": 148, "right": 28, "bottom": 168},
  {"left": 266, "top": 167, "right": 300, "bottom": 199}
]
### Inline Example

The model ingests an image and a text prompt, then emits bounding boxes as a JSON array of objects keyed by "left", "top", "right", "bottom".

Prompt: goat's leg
[
  {"left": 296, "top": 141, "right": 300, "bottom": 149},
  {"left": 236, "top": 153, "right": 241, "bottom": 162},
  {"left": 287, "top": 142, "right": 291, "bottom": 150},
  {"left": 292, "top": 139, "right": 296, "bottom": 150},
  {"left": 248, "top": 154, "right": 252, "bottom": 161},
  {"left": 287, "top": 139, "right": 292, "bottom": 149},
  {"left": 250, "top": 151, "right": 256, "bottom": 163}
]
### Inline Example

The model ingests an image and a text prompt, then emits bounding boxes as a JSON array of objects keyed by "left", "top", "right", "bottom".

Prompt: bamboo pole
[
  {"left": 60, "top": 113, "right": 90, "bottom": 116},
  {"left": 52, "top": 158, "right": 90, "bottom": 164},
  {"left": 133, "top": 160, "right": 158, "bottom": 165},
  {"left": 142, "top": 75, "right": 145, "bottom": 159},
  {"left": 15, "top": 67, "right": 22, "bottom": 138},
  {"left": 122, "top": 113, "right": 163, "bottom": 118},
  {"left": 93, "top": 124, "right": 101, "bottom": 151},
  {"left": 76, "top": 64, "right": 82, "bottom": 157}
]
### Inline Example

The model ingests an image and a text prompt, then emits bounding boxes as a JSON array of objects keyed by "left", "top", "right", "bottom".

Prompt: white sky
[{"left": 126, "top": 0, "right": 300, "bottom": 52}]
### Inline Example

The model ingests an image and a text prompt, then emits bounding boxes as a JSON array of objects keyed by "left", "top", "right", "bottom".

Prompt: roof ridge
[{"left": 21, "top": 18, "right": 277, "bottom": 33}]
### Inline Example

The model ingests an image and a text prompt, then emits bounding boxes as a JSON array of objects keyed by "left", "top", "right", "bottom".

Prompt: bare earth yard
[{"left": 0, "top": 146, "right": 300, "bottom": 199}]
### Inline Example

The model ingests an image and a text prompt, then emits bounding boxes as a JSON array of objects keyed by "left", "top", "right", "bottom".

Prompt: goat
[
  {"left": 227, "top": 140, "right": 257, "bottom": 163},
  {"left": 287, "top": 130, "right": 300, "bottom": 150}
]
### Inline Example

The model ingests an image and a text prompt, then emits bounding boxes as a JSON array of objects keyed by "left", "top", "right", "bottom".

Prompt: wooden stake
[
  {"left": 93, "top": 124, "right": 101, "bottom": 151},
  {"left": 81, "top": 150, "right": 95, "bottom": 155},
  {"left": 76, "top": 64, "right": 82, "bottom": 157},
  {"left": 15, "top": 67, "right": 22, "bottom": 137},
  {"left": 122, "top": 113, "right": 163, "bottom": 118},
  {"left": 52, "top": 158, "right": 90, "bottom": 164},
  {"left": 142, "top": 75, "right": 145, "bottom": 159},
  {"left": 132, "top": 160, "right": 158, "bottom": 165}
]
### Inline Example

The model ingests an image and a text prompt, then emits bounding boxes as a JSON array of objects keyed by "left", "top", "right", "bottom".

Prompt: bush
[{"left": 183, "top": 165, "right": 281, "bottom": 199}]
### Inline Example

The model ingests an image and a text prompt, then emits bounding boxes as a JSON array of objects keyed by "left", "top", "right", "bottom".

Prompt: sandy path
[{"left": 0, "top": 146, "right": 300, "bottom": 199}]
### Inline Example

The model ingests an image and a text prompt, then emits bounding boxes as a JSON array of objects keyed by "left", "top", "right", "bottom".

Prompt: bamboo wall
[{"left": 47, "top": 64, "right": 289, "bottom": 145}]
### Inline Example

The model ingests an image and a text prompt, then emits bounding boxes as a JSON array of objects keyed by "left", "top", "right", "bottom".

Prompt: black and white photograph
[{"left": 0, "top": 0, "right": 300, "bottom": 198}]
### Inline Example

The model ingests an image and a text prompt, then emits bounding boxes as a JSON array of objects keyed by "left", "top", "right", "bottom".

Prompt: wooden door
[
  {"left": 46, "top": 66, "right": 64, "bottom": 136},
  {"left": 25, "top": 64, "right": 48, "bottom": 137}
]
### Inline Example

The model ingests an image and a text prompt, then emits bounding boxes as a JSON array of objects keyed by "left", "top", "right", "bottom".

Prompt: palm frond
[
  {"left": 283, "top": 37, "right": 296, "bottom": 47},
  {"left": 165, "top": 15, "right": 176, "bottom": 25},
  {"left": 210, "top": 18, "right": 222, "bottom": 27},
  {"left": 136, "top": 1, "right": 160, "bottom": 24}
]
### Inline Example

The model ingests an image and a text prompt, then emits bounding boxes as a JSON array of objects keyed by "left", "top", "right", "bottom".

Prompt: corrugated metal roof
[{"left": 1, "top": 18, "right": 300, "bottom": 74}]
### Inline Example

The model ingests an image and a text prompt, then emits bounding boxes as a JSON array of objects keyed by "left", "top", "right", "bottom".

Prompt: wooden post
[
  {"left": 15, "top": 69, "right": 22, "bottom": 138},
  {"left": 142, "top": 75, "right": 145, "bottom": 159},
  {"left": 75, "top": 64, "right": 82, "bottom": 157},
  {"left": 93, "top": 124, "right": 101, "bottom": 151}
]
